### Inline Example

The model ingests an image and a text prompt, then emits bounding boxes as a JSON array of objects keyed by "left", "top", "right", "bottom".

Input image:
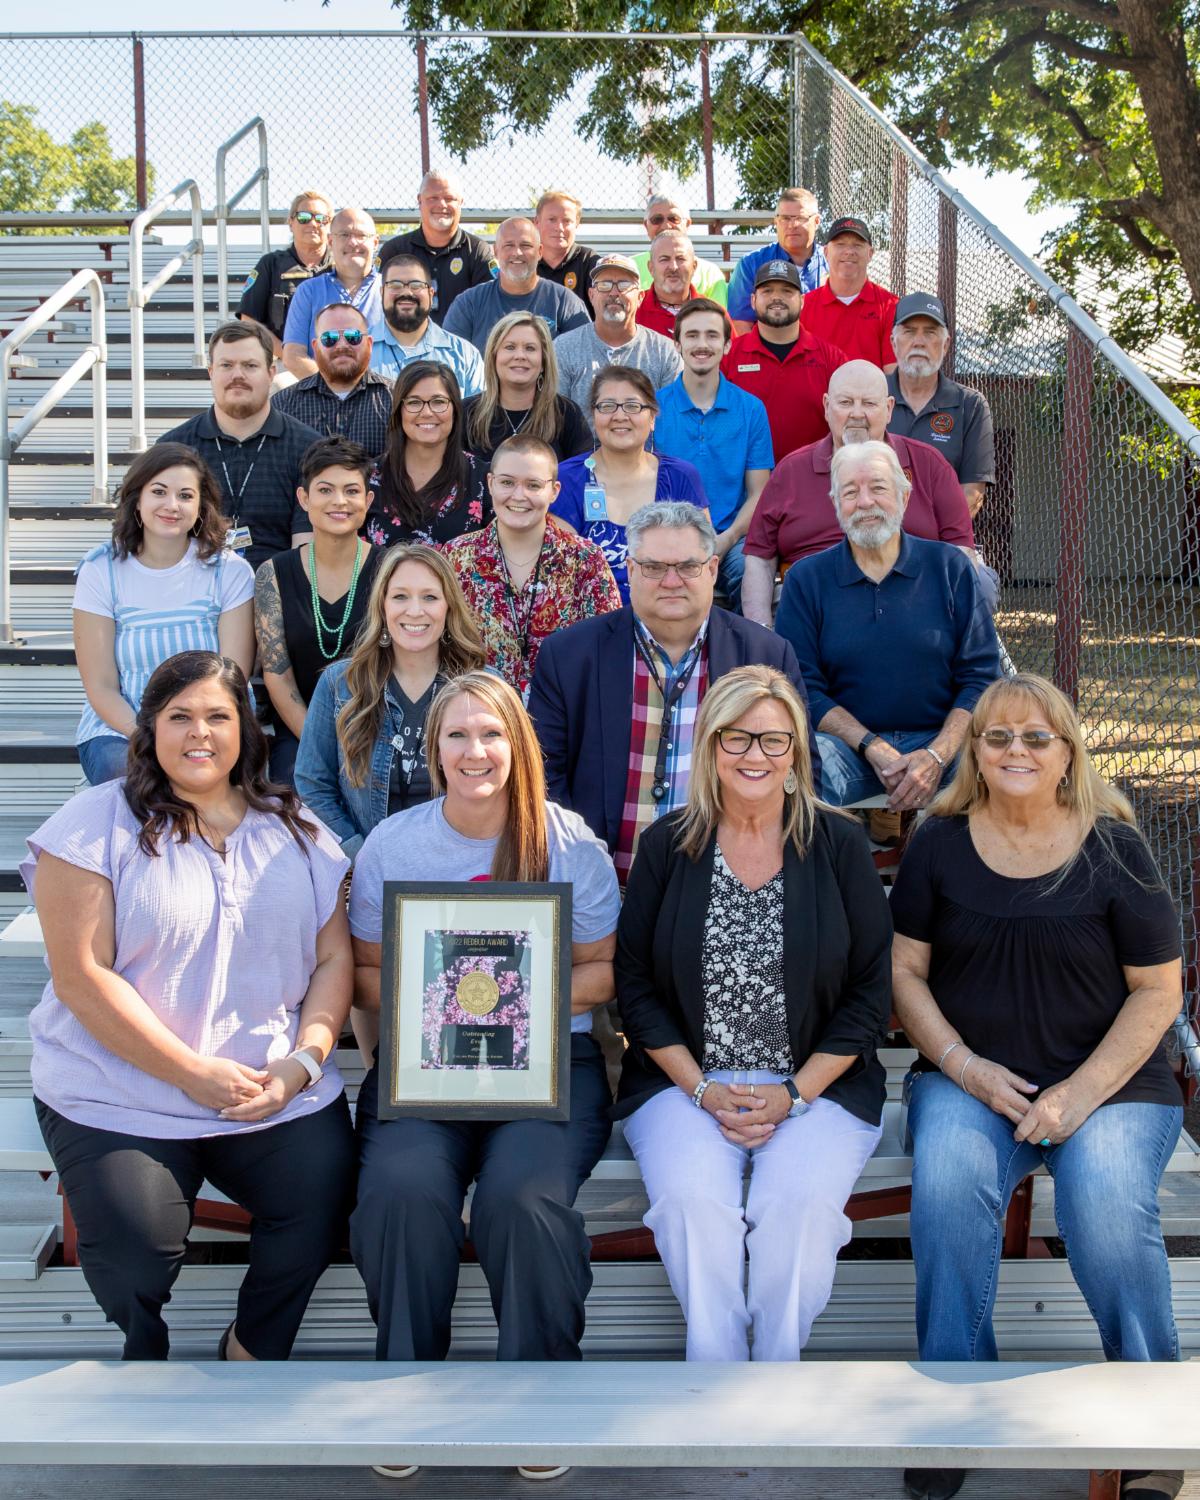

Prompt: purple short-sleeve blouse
[{"left": 21, "top": 779, "right": 350, "bottom": 1139}]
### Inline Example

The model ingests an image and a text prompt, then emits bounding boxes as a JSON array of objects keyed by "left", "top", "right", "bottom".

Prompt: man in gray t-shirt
[
  {"left": 442, "top": 216, "right": 590, "bottom": 353},
  {"left": 553, "top": 252, "right": 683, "bottom": 425}
]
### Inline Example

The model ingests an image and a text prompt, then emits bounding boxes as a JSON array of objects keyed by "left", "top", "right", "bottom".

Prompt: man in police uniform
[
  {"left": 534, "top": 189, "right": 600, "bottom": 313},
  {"left": 238, "top": 190, "right": 332, "bottom": 356},
  {"left": 379, "top": 171, "right": 495, "bottom": 326},
  {"left": 887, "top": 292, "right": 995, "bottom": 518}
]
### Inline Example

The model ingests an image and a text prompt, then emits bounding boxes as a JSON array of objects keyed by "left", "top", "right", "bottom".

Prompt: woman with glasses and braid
[
  {"left": 550, "top": 366, "right": 708, "bottom": 603},
  {"left": 890, "top": 673, "right": 1186, "bottom": 1500},
  {"left": 614, "top": 664, "right": 891, "bottom": 1363},
  {"left": 364, "top": 361, "right": 490, "bottom": 549}
]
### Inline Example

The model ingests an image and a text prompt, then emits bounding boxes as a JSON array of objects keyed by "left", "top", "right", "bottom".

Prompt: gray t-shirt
[
  {"left": 349, "top": 796, "right": 620, "bottom": 1034},
  {"left": 553, "top": 323, "right": 684, "bottom": 425},
  {"left": 442, "top": 277, "right": 591, "bottom": 353}
]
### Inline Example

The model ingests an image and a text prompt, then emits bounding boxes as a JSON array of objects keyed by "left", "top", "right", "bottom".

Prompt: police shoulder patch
[{"left": 243, "top": 268, "right": 258, "bottom": 289}]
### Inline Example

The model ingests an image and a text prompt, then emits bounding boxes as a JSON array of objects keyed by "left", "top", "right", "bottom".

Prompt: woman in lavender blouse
[{"left": 24, "top": 650, "right": 356, "bottom": 1362}]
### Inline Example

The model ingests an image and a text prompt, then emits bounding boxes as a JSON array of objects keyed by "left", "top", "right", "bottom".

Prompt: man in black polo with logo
[
  {"left": 160, "top": 321, "right": 321, "bottom": 571},
  {"left": 534, "top": 189, "right": 600, "bottom": 313},
  {"left": 379, "top": 171, "right": 495, "bottom": 326},
  {"left": 886, "top": 292, "right": 995, "bottom": 517},
  {"left": 237, "top": 189, "right": 332, "bottom": 357}
]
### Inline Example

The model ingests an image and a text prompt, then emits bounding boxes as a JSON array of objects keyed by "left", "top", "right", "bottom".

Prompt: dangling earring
[
  {"left": 134, "top": 512, "right": 144, "bottom": 529},
  {"left": 783, "top": 767, "right": 798, "bottom": 795},
  {"left": 536, "top": 373, "right": 544, "bottom": 392},
  {"left": 379, "top": 629, "right": 391, "bottom": 647},
  {"left": 976, "top": 769, "right": 985, "bottom": 785},
  {"left": 191, "top": 517, "right": 203, "bottom": 537}
]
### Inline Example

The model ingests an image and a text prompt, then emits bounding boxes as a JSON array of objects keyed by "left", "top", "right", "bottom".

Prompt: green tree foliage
[
  {"left": 386, "top": 0, "right": 1200, "bottom": 356},
  {"left": 0, "top": 101, "right": 149, "bottom": 231}
]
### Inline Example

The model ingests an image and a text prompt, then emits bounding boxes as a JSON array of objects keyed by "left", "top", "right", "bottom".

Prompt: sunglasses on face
[
  {"left": 977, "top": 729, "right": 1065, "bottom": 750},
  {"left": 317, "top": 329, "right": 365, "bottom": 347},
  {"left": 717, "top": 728, "right": 795, "bottom": 757},
  {"left": 293, "top": 211, "right": 331, "bottom": 225},
  {"left": 592, "top": 279, "right": 638, "bottom": 295},
  {"left": 647, "top": 214, "right": 684, "bottom": 227}
]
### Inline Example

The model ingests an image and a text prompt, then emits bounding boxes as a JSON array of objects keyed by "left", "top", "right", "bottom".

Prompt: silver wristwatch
[{"left": 782, "top": 1078, "right": 809, "bottom": 1117}]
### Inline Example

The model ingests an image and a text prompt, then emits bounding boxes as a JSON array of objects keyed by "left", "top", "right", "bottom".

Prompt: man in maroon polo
[
  {"left": 800, "top": 216, "right": 899, "bottom": 370},
  {"left": 722, "top": 259, "right": 849, "bottom": 462},
  {"left": 740, "top": 359, "right": 982, "bottom": 627}
]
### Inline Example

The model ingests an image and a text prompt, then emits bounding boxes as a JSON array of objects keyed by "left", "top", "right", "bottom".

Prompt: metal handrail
[
  {"left": 791, "top": 33, "right": 1200, "bottom": 462},
  {"left": 215, "top": 117, "right": 270, "bottom": 321},
  {"left": 128, "top": 178, "right": 204, "bottom": 454},
  {"left": 0, "top": 270, "right": 108, "bottom": 645}
]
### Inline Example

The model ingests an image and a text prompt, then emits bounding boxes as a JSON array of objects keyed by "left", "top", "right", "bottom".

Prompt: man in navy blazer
[{"left": 529, "top": 501, "right": 818, "bottom": 866}]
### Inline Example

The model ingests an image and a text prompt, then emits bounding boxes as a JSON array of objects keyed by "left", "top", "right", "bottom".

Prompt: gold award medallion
[{"left": 456, "top": 971, "right": 501, "bottom": 1016}]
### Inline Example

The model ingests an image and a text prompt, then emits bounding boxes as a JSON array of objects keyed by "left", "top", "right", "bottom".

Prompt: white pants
[{"left": 623, "top": 1071, "right": 882, "bottom": 1361}]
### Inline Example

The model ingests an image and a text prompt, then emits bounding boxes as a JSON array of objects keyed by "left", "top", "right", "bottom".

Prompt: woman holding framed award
[
  {"left": 348, "top": 672, "right": 619, "bottom": 1473},
  {"left": 25, "top": 650, "right": 355, "bottom": 1361},
  {"left": 614, "top": 665, "right": 892, "bottom": 1363}
]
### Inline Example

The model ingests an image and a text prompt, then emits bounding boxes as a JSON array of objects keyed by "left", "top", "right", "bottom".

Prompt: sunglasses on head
[
  {"left": 293, "top": 211, "right": 331, "bottom": 225},
  {"left": 317, "top": 329, "right": 365, "bottom": 347}
]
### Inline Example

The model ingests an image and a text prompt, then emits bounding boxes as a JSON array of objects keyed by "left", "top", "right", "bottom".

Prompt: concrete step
[{"left": 9, "top": 517, "right": 112, "bottom": 568}]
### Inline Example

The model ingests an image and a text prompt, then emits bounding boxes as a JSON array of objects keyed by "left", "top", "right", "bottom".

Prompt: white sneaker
[
  {"left": 372, "top": 1464, "right": 420, "bottom": 1479},
  {"left": 517, "top": 1466, "right": 570, "bottom": 1481}
]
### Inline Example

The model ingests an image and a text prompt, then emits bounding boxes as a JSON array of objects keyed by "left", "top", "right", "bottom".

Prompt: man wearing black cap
[
  {"left": 800, "top": 216, "right": 899, "bottom": 371},
  {"left": 887, "top": 292, "right": 995, "bottom": 518},
  {"left": 722, "top": 258, "right": 849, "bottom": 461}
]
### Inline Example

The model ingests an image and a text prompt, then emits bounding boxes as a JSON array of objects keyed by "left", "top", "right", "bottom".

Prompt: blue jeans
[
  {"left": 78, "top": 734, "right": 129, "bottom": 785},
  {"left": 816, "top": 729, "right": 939, "bottom": 806},
  {"left": 716, "top": 536, "right": 746, "bottom": 614},
  {"left": 908, "top": 1070, "right": 1182, "bottom": 1362}
]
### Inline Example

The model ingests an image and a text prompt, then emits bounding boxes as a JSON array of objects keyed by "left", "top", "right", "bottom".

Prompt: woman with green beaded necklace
[{"left": 254, "top": 436, "right": 384, "bottom": 784}]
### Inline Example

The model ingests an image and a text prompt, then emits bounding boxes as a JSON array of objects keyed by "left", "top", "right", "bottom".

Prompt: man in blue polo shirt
[
  {"left": 654, "top": 297, "right": 773, "bottom": 612},
  {"left": 728, "top": 187, "right": 827, "bottom": 333},
  {"left": 281, "top": 207, "right": 383, "bottom": 380}
]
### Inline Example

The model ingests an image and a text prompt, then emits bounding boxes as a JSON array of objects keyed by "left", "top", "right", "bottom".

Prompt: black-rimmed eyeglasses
[{"left": 717, "top": 729, "right": 795, "bottom": 757}]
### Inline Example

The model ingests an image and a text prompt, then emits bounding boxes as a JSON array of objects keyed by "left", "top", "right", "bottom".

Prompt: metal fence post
[
  {"left": 417, "top": 35, "right": 431, "bottom": 176},
  {"left": 699, "top": 37, "right": 718, "bottom": 233},
  {"left": 890, "top": 150, "right": 908, "bottom": 298},
  {"left": 1054, "top": 325, "right": 1095, "bottom": 703},
  {"left": 132, "top": 33, "right": 148, "bottom": 211},
  {"left": 789, "top": 38, "right": 800, "bottom": 188},
  {"left": 936, "top": 196, "right": 957, "bottom": 367}
]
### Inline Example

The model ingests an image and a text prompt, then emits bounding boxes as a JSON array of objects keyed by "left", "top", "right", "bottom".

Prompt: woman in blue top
[
  {"left": 73, "top": 443, "right": 255, "bottom": 785},
  {"left": 551, "top": 366, "right": 707, "bottom": 604}
]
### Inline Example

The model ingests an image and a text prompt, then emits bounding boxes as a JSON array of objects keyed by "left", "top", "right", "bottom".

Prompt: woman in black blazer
[{"left": 615, "top": 664, "right": 892, "bottom": 1362}]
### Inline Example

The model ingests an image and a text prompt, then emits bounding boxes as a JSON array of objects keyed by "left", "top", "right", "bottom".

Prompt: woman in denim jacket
[{"left": 295, "top": 544, "right": 484, "bottom": 859}]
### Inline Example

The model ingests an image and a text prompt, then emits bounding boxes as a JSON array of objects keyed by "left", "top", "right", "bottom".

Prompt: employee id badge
[
  {"left": 225, "top": 525, "right": 253, "bottom": 553},
  {"left": 583, "top": 484, "right": 608, "bottom": 522}
]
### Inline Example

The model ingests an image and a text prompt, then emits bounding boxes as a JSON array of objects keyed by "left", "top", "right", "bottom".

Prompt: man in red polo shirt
[
  {"left": 741, "top": 359, "right": 982, "bottom": 626},
  {"left": 635, "top": 231, "right": 701, "bottom": 337},
  {"left": 722, "top": 259, "right": 849, "bottom": 461},
  {"left": 800, "top": 217, "right": 899, "bottom": 370}
]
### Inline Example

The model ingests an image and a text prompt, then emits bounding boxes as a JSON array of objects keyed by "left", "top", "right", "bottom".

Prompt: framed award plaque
[{"left": 377, "top": 881, "right": 573, "bottom": 1120}]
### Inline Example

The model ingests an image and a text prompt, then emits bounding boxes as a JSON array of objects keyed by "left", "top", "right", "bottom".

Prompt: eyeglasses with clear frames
[
  {"left": 777, "top": 212, "right": 817, "bottom": 228},
  {"left": 492, "top": 476, "right": 552, "bottom": 498},
  {"left": 629, "top": 558, "right": 707, "bottom": 581},
  {"left": 592, "top": 279, "right": 639, "bottom": 296},
  {"left": 976, "top": 729, "right": 1065, "bottom": 750},
  {"left": 594, "top": 398, "right": 654, "bottom": 415},
  {"left": 400, "top": 394, "right": 453, "bottom": 415},
  {"left": 717, "top": 728, "right": 795, "bottom": 757},
  {"left": 384, "top": 279, "right": 432, "bottom": 294}
]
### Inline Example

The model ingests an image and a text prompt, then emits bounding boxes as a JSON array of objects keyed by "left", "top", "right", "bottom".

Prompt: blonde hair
[
  {"left": 929, "top": 673, "right": 1144, "bottom": 881},
  {"left": 677, "top": 666, "right": 822, "bottom": 860},
  {"left": 289, "top": 188, "right": 331, "bottom": 218},
  {"left": 335, "top": 546, "right": 485, "bottom": 788},
  {"left": 535, "top": 189, "right": 582, "bottom": 219},
  {"left": 469, "top": 313, "right": 564, "bottom": 452},
  {"left": 425, "top": 672, "right": 550, "bottom": 883}
]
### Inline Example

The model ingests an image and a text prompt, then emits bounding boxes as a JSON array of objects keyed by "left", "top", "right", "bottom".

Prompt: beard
[
  {"left": 840, "top": 423, "right": 873, "bottom": 444},
  {"left": 844, "top": 510, "right": 902, "bottom": 549},
  {"left": 319, "top": 353, "right": 367, "bottom": 385},
  {"left": 898, "top": 353, "right": 939, "bottom": 378},
  {"left": 385, "top": 302, "right": 426, "bottom": 333},
  {"left": 503, "top": 262, "right": 536, "bottom": 285},
  {"left": 758, "top": 303, "right": 796, "bottom": 327},
  {"left": 217, "top": 391, "right": 262, "bottom": 421}
]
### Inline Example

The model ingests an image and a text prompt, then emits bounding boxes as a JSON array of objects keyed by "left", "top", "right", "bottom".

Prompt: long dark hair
[
  {"left": 381, "top": 361, "right": 468, "bottom": 530},
  {"left": 123, "top": 651, "right": 318, "bottom": 856},
  {"left": 111, "top": 444, "right": 229, "bottom": 562}
]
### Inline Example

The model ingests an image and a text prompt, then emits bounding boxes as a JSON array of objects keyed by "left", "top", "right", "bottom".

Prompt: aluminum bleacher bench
[{"left": 0, "top": 1357, "right": 1194, "bottom": 1498}]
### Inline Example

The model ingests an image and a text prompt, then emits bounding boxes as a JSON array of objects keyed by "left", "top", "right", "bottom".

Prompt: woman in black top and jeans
[
  {"left": 891, "top": 673, "right": 1185, "bottom": 1500},
  {"left": 254, "top": 436, "right": 383, "bottom": 784}
]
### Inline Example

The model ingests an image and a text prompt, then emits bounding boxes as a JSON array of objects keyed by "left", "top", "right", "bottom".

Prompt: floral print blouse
[
  {"left": 365, "top": 449, "right": 491, "bottom": 549},
  {"left": 441, "top": 518, "right": 621, "bottom": 698}
]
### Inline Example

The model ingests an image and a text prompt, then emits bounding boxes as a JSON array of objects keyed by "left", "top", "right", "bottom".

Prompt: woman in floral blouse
[
  {"left": 441, "top": 434, "right": 621, "bottom": 701},
  {"left": 364, "top": 361, "right": 490, "bottom": 549}
]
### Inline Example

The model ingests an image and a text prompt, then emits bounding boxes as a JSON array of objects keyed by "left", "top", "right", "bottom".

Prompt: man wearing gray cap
[
  {"left": 554, "top": 253, "right": 683, "bottom": 422},
  {"left": 887, "top": 293, "right": 995, "bottom": 518}
]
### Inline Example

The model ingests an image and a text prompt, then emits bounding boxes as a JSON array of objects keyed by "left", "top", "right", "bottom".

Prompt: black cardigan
[{"left": 613, "top": 808, "right": 892, "bottom": 1125}]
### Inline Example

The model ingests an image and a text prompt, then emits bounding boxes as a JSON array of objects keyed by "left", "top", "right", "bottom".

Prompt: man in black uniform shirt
[
  {"left": 237, "top": 189, "right": 332, "bottom": 356},
  {"left": 534, "top": 189, "right": 600, "bottom": 316},
  {"left": 378, "top": 171, "right": 495, "bottom": 326}
]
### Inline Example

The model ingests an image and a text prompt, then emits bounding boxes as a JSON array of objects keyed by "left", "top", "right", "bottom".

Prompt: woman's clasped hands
[
  {"left": 702, "top": 1081, "right": 793, "bottom": 1146},
  {"left": 182, "top": 1054, "right": 310, "bottom": 1122}
]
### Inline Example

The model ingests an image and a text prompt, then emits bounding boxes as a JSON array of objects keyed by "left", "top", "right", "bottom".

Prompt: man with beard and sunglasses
[
  {"left": 369, "top": 253, "right": 483, "bottom": 397},
  {"left": 161, "top": 322, "right": 321, "bottom": 571},
  {"left": 273, "top": 305, "right": 393, "bottom": 457},
  {"left": 722, "top": 260, "right": 848, "bottom": 463}
]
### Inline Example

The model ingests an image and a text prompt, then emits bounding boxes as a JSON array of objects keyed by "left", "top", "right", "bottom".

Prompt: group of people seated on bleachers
[{"left": 25, "top": 178, "right": 1187, "bottom": 1500}]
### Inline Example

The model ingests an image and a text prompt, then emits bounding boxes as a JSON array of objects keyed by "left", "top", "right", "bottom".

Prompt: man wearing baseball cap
[
  {"left": 887, "top": 292, "right": 995, "bottom": 518},
  {"left": 553, "top": 252, "right": 682, "bottom": 423},
  {"left": 722, "top": 258, "right": 849, "bottom": 461},
  {"left": 800, "top": 216, "right": 899, "bottom": 370}
]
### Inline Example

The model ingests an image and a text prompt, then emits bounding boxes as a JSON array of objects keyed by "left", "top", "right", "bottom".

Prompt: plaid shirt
[
  {"left": 614, "top": 617, "right": 709, "bottom": 883},
  {"left": 272, "top": 370, "right": 393, "bottom": 458}
]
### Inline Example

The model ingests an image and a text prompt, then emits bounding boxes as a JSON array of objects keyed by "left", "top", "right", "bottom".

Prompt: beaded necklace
[{"left": 308, "top": 539, "right": 366, "bottom": 660}]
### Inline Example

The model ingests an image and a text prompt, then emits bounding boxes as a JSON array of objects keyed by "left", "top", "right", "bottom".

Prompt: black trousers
[
  {"left": 349, "top": 1032, "right": 612, "bottom": 1362},
  {"left": 36, "top": 1095, "right": 356, "bottom": 1360}
]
